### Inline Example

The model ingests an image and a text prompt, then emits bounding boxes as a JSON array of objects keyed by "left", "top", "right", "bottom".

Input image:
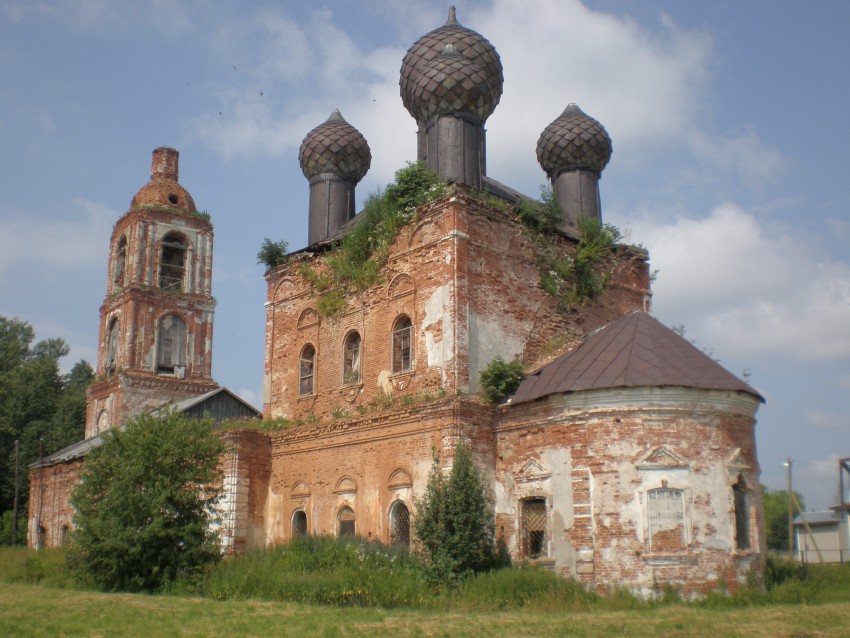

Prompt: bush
[
  {"left": 68, "top": 412, "right": 225, "bottom": 592},
  {"left": 414, "top": 444, "right": 496, "bottom": 583},
  {"left": 479, "top": 356, "right": 525, "bottom": 404},
  {"left": 257, "top": 238, "right": 289, "bottom": 270}
]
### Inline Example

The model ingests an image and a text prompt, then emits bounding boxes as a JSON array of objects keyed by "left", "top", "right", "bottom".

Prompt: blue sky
[{"left": 1, "top": 0, "right": 848, "bottom": 509}]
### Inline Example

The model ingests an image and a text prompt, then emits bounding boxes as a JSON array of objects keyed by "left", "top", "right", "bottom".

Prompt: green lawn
[{"left": 2, "top": 582, "right": 850, "bottom": 638}]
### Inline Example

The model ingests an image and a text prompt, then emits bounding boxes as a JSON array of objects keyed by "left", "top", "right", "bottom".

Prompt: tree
[
  {"left": 0, "top": 315, "right": 90, "bottom": 538},
  {"left": 414, "top": 443, "right": 495, "bottom": 582},
  {"left": 69, "top": 412, "right": 225, "bottom": 591},
  {"left": 761, "top": 485, "right": 806, "bottom": 550},
  {"left": 479, "top": 356, "right": 525, "bottom": 404}
]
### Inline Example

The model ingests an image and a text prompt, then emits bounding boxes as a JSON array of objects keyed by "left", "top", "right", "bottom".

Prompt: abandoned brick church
[{"left": 29, "top": 8, "right": 766, "bottom": 596}]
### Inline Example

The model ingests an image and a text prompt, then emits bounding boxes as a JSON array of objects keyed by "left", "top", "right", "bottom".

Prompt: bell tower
[{"left": 85, "top": 147, "right": 217, "bottom": 438}]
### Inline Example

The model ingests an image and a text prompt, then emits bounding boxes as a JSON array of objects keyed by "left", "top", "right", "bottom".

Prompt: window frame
[
  {"left": 646, "top": 487, "right": 687, "bottom": 554},
  {"left": 391, "top": 315, "right": 413, "bottom": 374},
  {"left": 299, "top": 344, "right": 316, "bottom": 396},
  {"left": 292, "top": 509, "right": 308, "bottom": 538},
  {"left": 389, "top": 501, "right": 411, "bottom": 548},
  {"left": 105, "top": 318, "right": 119, "bottom": 376},
  {"left": 733, "top": 475, "right": 752, "bottom": 551},
  {"left": 342, "top": 331, "right": 361, "bottom": 385},
  {"left": 156, "top": 313, "right": 187, "bottom": 375},
  {"left": 520, "top": 497, "right": 548, "bottom": 559},
  {"left": 338, "top": 506, "right": 356, "bottom": 538},
  {"left": 158, "top": 232, "right": 187, "bottom": 291},
  {"left": 113, "top": 236, "right": 127, "bottom": 289}
]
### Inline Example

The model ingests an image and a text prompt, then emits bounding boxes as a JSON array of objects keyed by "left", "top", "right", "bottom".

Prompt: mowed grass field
[{"left": 2, "top": 582, "right": 850, "bottom": 638}]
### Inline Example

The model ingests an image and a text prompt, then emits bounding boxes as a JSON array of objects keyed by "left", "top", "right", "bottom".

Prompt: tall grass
[{"left": 0, "top": 547, "right": 84, "bottom": 589}]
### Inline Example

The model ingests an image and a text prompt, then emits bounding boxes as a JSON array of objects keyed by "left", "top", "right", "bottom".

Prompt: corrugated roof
[
  {"left": 510, "top": 311, "right": 763, "bottom": 405},
  {"left": 154, "top": 386, "right": 260, "bottom": 416},
  {"left": 31, "top": 433, "right": 106, "bottom": 468},
  {"left": 794, "top": 511, "right": 840, "bottom": 526}
]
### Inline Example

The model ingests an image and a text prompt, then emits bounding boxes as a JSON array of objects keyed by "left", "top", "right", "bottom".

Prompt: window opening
[
  {"left": 106, "top": 319, "right": 119, "bottom": 376},
  {"left": 392, "top": 316, "right": 413, "bottom": 373},
  {"left": 390, "top": 502, "right": 410, "bottom": 548},
  {"left": 299, "top": 344, "right": 315, "bottom": 396},
  {"left": 96, "top": 410, "right": 109, "bottom": 434},
  {"left": 113, "top": 237, "right": 127, "bottom": 288},
  {"left": 647, "top": 488, "right": 686, "bottom": 552},
  {"left": 733, "top": 476, "right": 751, "bottom": 550},
  {"left": 60, "top": 525, "right": 70, "bottom": 546},
  {"left": 343, "top": 332, "right": 361, "bottom": 384},
  {"left": 338, "top": 506, "right": 356, "bottom": 538},
  {"left": 522, "top": 498, "right": 547, "bottom": 559},
  {"left": 158, "top": 233, "right": 186, "bottom": 290},
  {"left": 156, "top": 314, "right": 187, "bottom": 375},
  {"left": 292, "top": 510, "right": 308, "bottom": 538}
]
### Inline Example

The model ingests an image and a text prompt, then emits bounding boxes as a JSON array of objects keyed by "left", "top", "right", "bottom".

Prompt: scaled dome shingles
[
  {"left": 299, "top": 109, "right": 371, "bottom": 182},
  {"left": 408, "top": 44, "right": 495, "bottom": 123},
  {"left": 400, "top": 6, "right": 503, "bottom": 121},
  {"left": 537, "top": 104, "right": 613, "bottom": 177}
]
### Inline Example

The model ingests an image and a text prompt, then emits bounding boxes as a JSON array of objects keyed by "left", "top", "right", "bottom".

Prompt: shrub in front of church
[
  {"left": 68, "top": 412, "right": 224, "bottom": 592},
  {"left": 414, "top": 443, "right": 498, "bottom": 583}
]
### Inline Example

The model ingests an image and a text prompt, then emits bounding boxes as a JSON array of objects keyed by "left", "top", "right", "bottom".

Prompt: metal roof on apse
[{"left": 510, "top": 311, "right": 764, "bottom": 405}]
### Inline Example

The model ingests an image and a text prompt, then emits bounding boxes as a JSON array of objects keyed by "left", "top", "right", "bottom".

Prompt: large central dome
[{"left": 400, "top": 6, "right": 503, "bottom": 122}]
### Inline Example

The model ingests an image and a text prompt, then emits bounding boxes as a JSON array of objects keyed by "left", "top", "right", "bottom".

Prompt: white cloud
[
  {"left": 805, "top": 411, "right": 850, "bottom": 430},
  {"left": 0, "top": 199, "right": 113, "bottom": 281},
  {"left": 633, "top": 204, "right": 850, "bottom": 361}
]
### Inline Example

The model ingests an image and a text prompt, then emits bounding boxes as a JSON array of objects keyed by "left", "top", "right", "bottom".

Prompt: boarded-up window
[
  {"left": 158, "top": 232, "right": 186, "bottom": 290},
  {"left": 106, "top": 319, "right": 119, "bottom": 375},
  {"left": 390, "top": 501, "right": 410, "bottom": 548},
  {"left": 338, "top": 506, "right": 355, "bottom": 538},
  {"left": 392, "top": 316, "right": 413, "bottom": 373},
  {"left": 647, "top": 488, "right": 686, "bottom": 552},
  {"left": 299, "top": 344, "right": 315, "bottom": 395},
  {"left": 343, "top": 331, "right": 361, "bottom": 384},
  {"left": 113, "top": 236, "right": 127, "bottom": 288},
  {"left": 292, "top": 510, "right": 308, "bottom": 538},
  {"left": 156, "top": 314, "right": 186, "bottom": 375},
  {"left": 522, "top": 498, "right": 547, "bottom": 559},
  {"left": 733, "top": 476, "right": 751, "bottom": 550}
]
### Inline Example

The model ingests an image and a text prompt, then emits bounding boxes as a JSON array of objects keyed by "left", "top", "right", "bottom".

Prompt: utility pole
[
  {"left": 785, "top": 458, "right": 794, "bottom": 557},
  {"left": 12, "top": 440, "right": 19, "bottom": 546}
]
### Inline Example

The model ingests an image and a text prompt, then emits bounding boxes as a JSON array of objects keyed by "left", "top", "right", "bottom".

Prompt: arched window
[
  {"left": 105, "top": 318, "right": 119, "bottom": 376},
  {"left": 113, "top": 236, "right": 127, "bottom": 288},
  {"left": 392, "top": 315, "right": 413, "bottom": 373},
  {"left": 521, "top": 498, "right": 547, "bottom": 559},
  {"left": 299, "top": 344, "right": 315, "bottom": 396},
  {"left": 292, "top": 510, "right": 308, "bottom": 538},
  {"left": 158, "top": 232, "right": 186, "bottom": 290},
  {"left": 647, "top": 488, "right": 686, "bottom": 553},
  {"left": 338, "top": 506, "right": 356, "bottom": 538},
  {"left": 60, "top": 525, "right": 70, "bottom": 546},
  {"left": 733, "top": 475, "right": 751, "bottom": 550},
  {"left": 343, "top": 331, "right": 361, "bottom": 385},
  {"left": 156, "top": 314, "right": 186, "bottom": 375},
  {"left": 389, "top": 501, "right": 410, "bottom": 548}
]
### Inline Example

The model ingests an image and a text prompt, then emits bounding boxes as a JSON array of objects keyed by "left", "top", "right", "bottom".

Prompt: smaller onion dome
[
  {"left": 536, "top": 104, "right": 613, "bottom": 178},
  {"left": 130, "top": 147, "right": 197, "bottom": 212},
  {"left": 408, "top": 44, "right": 495, "bottom": 123},
  {"left": 298, "top": 110, "right": 371, "bottom": 182},
  {"left": 400, "top": 6, "right": 503, "bottom": 120}
]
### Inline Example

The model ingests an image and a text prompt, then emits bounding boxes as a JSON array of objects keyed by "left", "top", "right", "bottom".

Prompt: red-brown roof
[{"left": 510, "top": 311, "right": 763, "bottom": 404}]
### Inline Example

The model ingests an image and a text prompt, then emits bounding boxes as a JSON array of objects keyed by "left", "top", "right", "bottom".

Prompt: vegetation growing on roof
[
  {"left": 516, "top": 186, "right": 622, "bottom": 311},
  {"left": 257, "top": 238, "right": 290, "bottom": 271},
  {"left": 300, "top": 162, "right": 447, "bottom": 316}
]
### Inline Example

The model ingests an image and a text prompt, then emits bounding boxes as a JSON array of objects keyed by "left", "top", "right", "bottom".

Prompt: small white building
[{"left": 794, "top": 507, "right": 850, "bottom": 564}]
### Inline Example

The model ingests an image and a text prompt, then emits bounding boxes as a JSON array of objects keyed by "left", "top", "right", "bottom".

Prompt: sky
[{"left": 1, "top": 0, "right": 848, "bottom": 510}]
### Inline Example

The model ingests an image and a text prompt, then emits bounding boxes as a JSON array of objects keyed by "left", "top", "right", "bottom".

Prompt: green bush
[
  {"left": 68, "top": 412, "right": 225, "bottom": 592},
  {"left": 479, "top": 356, "right": 525, "bottom": 404},
  {"left": 257, "top": 238, "right": 289, "bottom": 270},
  {"left": 0, "top": 547, "right": 82, "bottom": 588}
]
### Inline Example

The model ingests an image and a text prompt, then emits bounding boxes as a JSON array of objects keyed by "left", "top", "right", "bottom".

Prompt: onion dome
[
  {"left": 536, "top": 104, "right": 613, "bottom": 178},
  {"left": 298, "top": 109, "right": 371, "bottom": 182},
  {"left": 400, "top": 6, "right": 503, "bottom": 121},
  {"left": 408, "top": 44, "right": 495, "bottom": 123},
  {"left": 130, "top": 147, "right": 196, "bottom": 212}
]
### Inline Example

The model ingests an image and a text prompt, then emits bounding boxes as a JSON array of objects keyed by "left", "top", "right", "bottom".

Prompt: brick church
[{"left": 30, "top": 8, "right": 766, "bottom": 596}]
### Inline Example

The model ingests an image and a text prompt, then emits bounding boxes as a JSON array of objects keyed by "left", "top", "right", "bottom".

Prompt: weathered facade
[{"left": 29, "top": 7, "right": 765, "bottom": 597}]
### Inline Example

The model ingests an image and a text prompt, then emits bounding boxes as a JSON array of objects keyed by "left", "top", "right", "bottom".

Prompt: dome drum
[{"left": 421, "top": 113, "right": 484, "bottom": 189}]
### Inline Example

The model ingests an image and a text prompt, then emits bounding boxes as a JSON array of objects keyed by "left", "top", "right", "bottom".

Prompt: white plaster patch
[
  {"left": 422, "top": 285, "right": 454, "bottom": 374},
  {"left": 467, "top": 308, "right": 525, "bottom": 394}
]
